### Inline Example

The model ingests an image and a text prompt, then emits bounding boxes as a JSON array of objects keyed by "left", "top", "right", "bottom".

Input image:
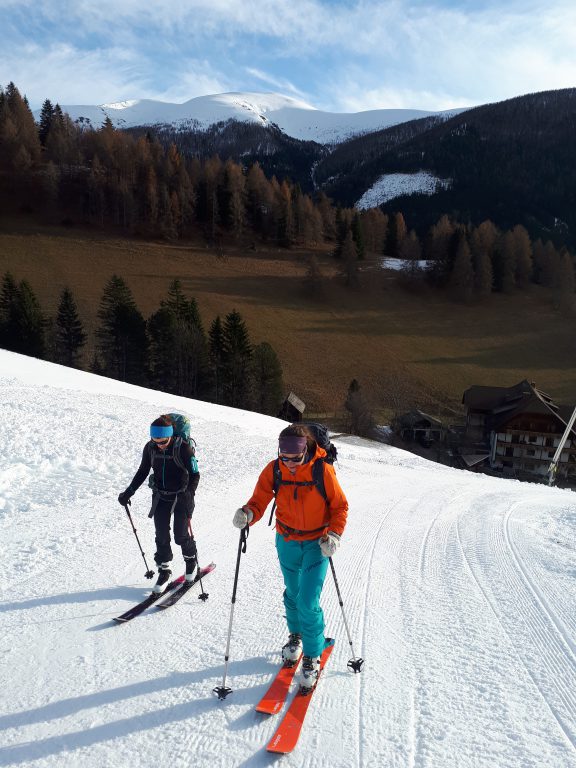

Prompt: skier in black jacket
[{"left": 118, "top": 415, "right": 200, "bottom": 593}]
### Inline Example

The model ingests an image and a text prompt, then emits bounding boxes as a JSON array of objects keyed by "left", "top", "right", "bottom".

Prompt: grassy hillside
[{"left": 1, "top": 223, "right": 575, "bottom": 420}]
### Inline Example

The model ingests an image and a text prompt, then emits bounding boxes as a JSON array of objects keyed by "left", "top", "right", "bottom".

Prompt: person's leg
[
  {"left": 153, "top": 497, "right": 174, "bottom": 565},
  {"left": 275, "top": 533, "right": 304, "bottom": 636},
  {"left": 173, "top": 496, "right": 197, "bottom": 562},
  {"left": 296, "top": 538, "right": 329, "bottom": 658}
]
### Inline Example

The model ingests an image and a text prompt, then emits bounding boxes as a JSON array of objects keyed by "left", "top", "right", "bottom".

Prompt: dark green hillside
[{"left": 319, "top": 89, "right": 576, "bottom": 246}]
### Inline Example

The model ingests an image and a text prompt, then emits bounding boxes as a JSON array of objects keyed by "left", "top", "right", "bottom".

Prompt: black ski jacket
[{"left": 127, "top": 439, "right": 200, "bottom": 498}]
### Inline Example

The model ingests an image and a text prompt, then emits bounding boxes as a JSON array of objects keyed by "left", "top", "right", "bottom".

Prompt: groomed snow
[
  {"left": 356, "top": 171, "right": 452, "bottom": 209},
  {"left": 1, "top": 350, "right": 576, "bottom": 767}
]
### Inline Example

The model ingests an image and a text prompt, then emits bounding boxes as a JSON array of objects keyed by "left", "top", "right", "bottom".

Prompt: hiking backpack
[
  {"left": 148, "top": 412, "right": 197, "bottom": 491},
  {"left": 300, "top": 422, "right": 338, "bottom": 465}
]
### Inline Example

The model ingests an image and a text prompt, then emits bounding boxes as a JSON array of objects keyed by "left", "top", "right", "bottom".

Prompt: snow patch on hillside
[{"left": 356, "top": 171, "right": 452, "bottom": 209}]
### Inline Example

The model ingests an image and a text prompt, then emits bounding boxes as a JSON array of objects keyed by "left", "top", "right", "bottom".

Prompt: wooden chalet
[{"left": 462, "top": 380, "right": 576, "bottom": 480}]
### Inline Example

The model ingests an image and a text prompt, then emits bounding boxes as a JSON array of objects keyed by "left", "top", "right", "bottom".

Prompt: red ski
[
  {"left": 266, "top": 639, "right": 335, "bottom": 754},
  {"left": 256, "top": 655, "right": 302, "bottom": 715}
]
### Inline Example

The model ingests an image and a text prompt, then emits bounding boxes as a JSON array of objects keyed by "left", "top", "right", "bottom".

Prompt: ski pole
[
  {"left": 329, "top": 557, "right": 364, "bottom": 673},
  {"left": 188, "top": 519, "right": 208, "bottom": 601},
  {"left": 213, "top": 524, "right": 249, "bottom": 700},
  {"left": 123, "top": 504, "right": 155, "bottom": 579}
]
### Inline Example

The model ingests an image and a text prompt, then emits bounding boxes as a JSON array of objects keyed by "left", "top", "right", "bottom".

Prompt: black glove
[
  {"left": 118, "top": 488, "right": 133, "bottom": 507},
  {"left": 185, "top": 491, "right": 195, "bottom": 519}
]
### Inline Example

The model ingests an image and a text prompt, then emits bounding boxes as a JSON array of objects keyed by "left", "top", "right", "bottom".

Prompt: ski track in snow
[{"left": 0, "top": 353, "right": 576, "bottom": 767}]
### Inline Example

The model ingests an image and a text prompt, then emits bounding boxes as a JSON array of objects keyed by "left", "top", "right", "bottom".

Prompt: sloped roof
[{"left": 464, "top": 379, "right": 576, "bottom": 438}]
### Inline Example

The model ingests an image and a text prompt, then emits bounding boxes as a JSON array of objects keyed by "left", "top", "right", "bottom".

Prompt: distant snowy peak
[{"left": 36, "top": 91, "right": 458, "bottom": 144}]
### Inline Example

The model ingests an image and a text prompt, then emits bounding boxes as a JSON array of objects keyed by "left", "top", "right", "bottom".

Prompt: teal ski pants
[{"left": 275, "top": 533, "right": 329, "bottom": 658}]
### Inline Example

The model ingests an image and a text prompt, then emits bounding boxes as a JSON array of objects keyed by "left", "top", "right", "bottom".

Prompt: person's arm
[
  {"left": 243, "top": 462, "right": 275, "bottom": 524},
  {"left": 118, "top": 444, "right": 152, "bottom": 505},
  {"left": 323, "top": 464, "right": 348, "bottom": 537}
]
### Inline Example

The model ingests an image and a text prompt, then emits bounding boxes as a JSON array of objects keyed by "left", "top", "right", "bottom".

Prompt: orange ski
[
  {"left": 266, "top": 639, "right": 335, "bottom": 754},
  {"left": 256, "top": 656, "right": 302, "bottom": 714}
]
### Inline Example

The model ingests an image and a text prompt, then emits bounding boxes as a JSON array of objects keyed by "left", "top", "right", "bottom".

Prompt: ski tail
[{"left": 113, "top": 575, "right": 185, "bottom": 623}]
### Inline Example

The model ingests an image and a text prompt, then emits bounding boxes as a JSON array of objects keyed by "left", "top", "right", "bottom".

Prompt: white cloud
[
  {"left": 244, "top": 67, "right": 309, "bottom": 99},
  {"left": 2, "top": 0, "right": 576, "bottom": 111}
]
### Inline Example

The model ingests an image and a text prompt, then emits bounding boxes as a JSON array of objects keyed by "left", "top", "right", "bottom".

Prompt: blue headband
[{"left": 150, "top": 425, "right": 173, "bottom": 439}]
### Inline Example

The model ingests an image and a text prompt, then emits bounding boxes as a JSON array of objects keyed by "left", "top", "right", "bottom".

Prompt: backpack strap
[
  {"left": 267, "top": 457, "right": 327, "bottom": 526},
  {"left": 148, "top": 437, "right": 189, "bottom": 494}
]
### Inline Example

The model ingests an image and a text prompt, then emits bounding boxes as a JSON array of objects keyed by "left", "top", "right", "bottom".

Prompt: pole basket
[
  {"left": 198, "top": 591, "right": 209, "bottom": 601},
  {"left": 213, "top": 686, "right": 233, "bottom": 700},
  {"left": 145, "top": 569, "right": 155, "bottom": 579},
  {"left": 347, "top": 657, "right": 365, "bottom": 674}
]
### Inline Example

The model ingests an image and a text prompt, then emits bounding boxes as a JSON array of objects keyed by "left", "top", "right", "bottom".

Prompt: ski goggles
[
  {"left": 279, "top": 452, "right": 306, "bottom": 464},
  {"left": 152, "top": 437, "right": 171, "bottom": 447}
]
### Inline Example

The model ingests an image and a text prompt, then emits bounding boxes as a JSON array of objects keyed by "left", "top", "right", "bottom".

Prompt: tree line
[
  {"left": 378, "top": 212, "right": 576, "bottom": 311},
  {"left": 0, "top": 81, "right": 384, "bottom": 251},
  {"left": 0, "top": 273, "right": 284, "bottom": 415}
]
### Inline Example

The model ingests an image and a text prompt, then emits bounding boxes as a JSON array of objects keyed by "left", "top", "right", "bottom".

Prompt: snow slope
[
  {"left": 356, "top": 171, "right": 452, "bottom": 209},
  {"left": 1, "top": 350, "right": 576, "bottom": 767},
  {"left": 34, "top": 91, "right": 457, "bottom": 144}
]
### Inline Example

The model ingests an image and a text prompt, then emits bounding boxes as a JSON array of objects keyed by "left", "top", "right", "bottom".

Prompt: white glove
[
  {"left": 319, "top": 532, "right": 340, "bottom": 558},
  {"left": 233, "top": 507, "right": 253, "bottom": 528}
]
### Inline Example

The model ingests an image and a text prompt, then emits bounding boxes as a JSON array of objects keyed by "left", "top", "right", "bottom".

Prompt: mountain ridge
[{"left": 33, "top": 90, "right": 460, "bottom": 144}]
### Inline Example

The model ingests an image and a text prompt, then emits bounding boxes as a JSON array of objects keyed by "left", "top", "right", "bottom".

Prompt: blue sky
[{"left": 1, "top": 0, "right": 575, "bottom": 112}]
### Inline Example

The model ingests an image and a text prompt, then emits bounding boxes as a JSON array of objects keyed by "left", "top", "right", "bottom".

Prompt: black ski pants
[{"left": 152, "top": 492, "right": 197, "bottom": 566}]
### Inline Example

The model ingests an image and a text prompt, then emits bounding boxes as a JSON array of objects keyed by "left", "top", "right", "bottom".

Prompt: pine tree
[
  {"left": 38, "top": 99, "right": 54, "bottom": 146},
  {"left": 148, "top": 279, "right": 208, "bottom": 397},
  {"left": 251, "top": 342, "right": 283, "bottom": 415},
  {"left": 448, "top": 233, "right": 474, "bottom": 302},
  {"left": 56, "top": 287, "right": 87, "bottom": 367},
  {"left": 425, "top": 215, "right": 455, "bottom": 285},
  {"left": 15, "top": 280, "right": 46, "bottom": 358},
  {"left": 470, "top": 220, "right": 497, "bottom": 299},
  {"left": 351, "top": 212, "right": 365, "bottom": 260},
  {"left": 0, "top": 272, "right": 20, "bottom": 351},
  {"left": 512, "top": 225, "right": 533, "bottom": 287},
  {"left": 387, "top": 212, "right": 407, "bottom": 258},
  {"left": 496, "top": 231, "right": 517, "bottom": 293},
  {"left": 209, "top": 315, "right": 225, "bottom": 403},
  {"left": 221, "top": 310, "right": 252, "bottom": 408},
  {"left": 96, "top": 275, "right": 148, "bottom": 383}
]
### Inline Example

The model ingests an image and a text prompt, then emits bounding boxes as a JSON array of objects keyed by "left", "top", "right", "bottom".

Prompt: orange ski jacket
[{"left": 245, "top": 446, "right": 348, "bottom": 541}]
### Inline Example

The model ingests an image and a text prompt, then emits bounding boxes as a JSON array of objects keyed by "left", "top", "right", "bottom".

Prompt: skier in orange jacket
[{"left": 232, "top": 423, "right": 348, "bottom": 689}]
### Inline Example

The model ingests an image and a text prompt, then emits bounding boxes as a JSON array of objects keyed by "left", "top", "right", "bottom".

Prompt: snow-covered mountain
[
  {"left": 37, "top": 91, "right": 456, "bottom": 144},
  {"left": 2, "top": 349, "right": 576, "bottom": 767}
]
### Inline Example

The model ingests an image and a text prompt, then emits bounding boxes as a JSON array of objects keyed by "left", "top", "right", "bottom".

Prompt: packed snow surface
[
  {"left": 1, "top": 350, "right": 576, "bottom": 767},
  {"left": 356, "top": 171, "right": 452, "bottom": 209},
  {"left": 33, "top": 91, "right": 455, "bottom": 144}
]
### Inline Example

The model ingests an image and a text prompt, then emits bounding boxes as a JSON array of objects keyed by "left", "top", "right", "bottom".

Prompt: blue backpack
[
  {"left": 168, "top": 412, "right": 194, "bottom": 446},
  {"left": 148, "top": 413, "right": 197, "bottom": 491}
]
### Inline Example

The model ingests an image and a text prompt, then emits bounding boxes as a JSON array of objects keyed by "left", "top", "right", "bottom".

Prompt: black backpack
[{"left": 301, "top": 422, "right": 338, "bottom": 464}]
